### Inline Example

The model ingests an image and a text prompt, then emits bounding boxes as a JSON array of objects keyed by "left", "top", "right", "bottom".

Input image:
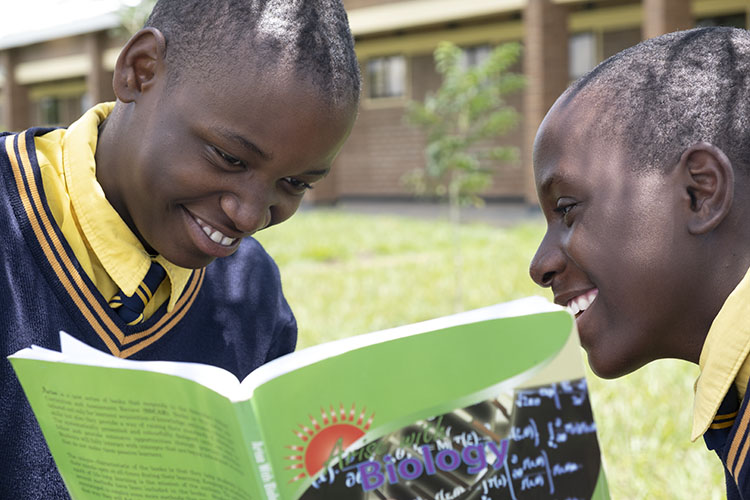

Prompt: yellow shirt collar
[
  {"left": 62, "top": 102, "right": 191, "bottom": 311},
  {"left": 693, "top": 265, "right": 750, "bottom": 440}
]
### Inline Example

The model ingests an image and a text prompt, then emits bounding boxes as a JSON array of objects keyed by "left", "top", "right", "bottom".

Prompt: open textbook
[{"left": 10, "top": 296, "right": 610, "bottom": 500}]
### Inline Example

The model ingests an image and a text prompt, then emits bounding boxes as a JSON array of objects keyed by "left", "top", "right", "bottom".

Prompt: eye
[
  {"left": 213, "top": 146, "right": 245, "bottom": 168},
  {"left": 553, "top": 198, "right": 578, "bottom": 225},
  {"left": 283, "top": 177, "right": 314, "bottom": 194},
  {"left": 555, "top": 203, "right": 575, "bottom": 216}
]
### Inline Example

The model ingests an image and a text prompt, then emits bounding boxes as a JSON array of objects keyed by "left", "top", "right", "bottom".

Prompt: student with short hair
[
  {"left": 529, "top": 26, "right": 750, "bottom": 499},
  {"left": 0, "top": 1, "right": 359, "bottom": 497}
]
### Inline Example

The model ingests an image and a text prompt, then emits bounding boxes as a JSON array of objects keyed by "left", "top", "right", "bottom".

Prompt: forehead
[
  {"left": 171, "top": 57, "right": 356, "bottom": 157},
  {"left": 192, "top": 57, "right": 315, "bottom": 109},
  {"left": 173, "top": 50, "right": 355, "bottom": 113},
  {"left": 533, "top": 94, "right": 629, "bottom": 196}
]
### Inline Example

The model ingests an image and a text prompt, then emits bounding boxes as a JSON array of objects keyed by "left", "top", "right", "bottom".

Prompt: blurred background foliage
[
  {"left": 403, "top": 41, "right": 525, "bottom": 311},
  {"left": 403, "top": 41, "right": 524, "bottom": 210}
]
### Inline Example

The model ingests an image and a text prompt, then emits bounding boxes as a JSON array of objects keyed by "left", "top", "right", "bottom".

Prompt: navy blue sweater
[
  {"left": 704, "top": 376, "right": 750, "bottom": 499},
  {"left": 0, "top": 128, "right": 297, "bottom": 498}
]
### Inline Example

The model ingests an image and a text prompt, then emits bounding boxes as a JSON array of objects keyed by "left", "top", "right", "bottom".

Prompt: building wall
[
  {"left": 0, "top": 29, "right": 124, "bottom": 130},
  {"left": 332, "top": 49, "right": 527, "bottom": 200},
  {"left": 601, "top": 28, "right": 641, "bottom": 59},
  {"left": 323, "top": 5, "right": 531, "bottom": 202}
]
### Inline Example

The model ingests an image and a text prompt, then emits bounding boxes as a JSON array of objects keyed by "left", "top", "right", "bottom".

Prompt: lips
[
  {"left": 193, "top": 216, "right": 238, "bottom": 247},
  {"left": 180, "top": 207, "right": 242, "bottom": 262},
  {"left": 567, "top": 288, "right": 599, "bottom": 316}
]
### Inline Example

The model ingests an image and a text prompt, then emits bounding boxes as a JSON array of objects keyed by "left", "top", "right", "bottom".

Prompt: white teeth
[
  {"left": 579, "top": 295, "right": 590, "bottom": 310},
  {"left": 567, "top": 289, "right": 598, "bottom": 317},
  {"left": 193, "top": 215, "right": 237, "bottom": 247},
  {"left": 569, "top": 302, "right": 580, "bottom": 315}
]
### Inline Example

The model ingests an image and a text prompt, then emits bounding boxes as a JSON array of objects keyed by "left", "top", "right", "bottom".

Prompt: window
[
  {"left": 28, "top": 80, "right": 87, "bottom": 127},
  {"left": 38, "top": 97, "right": 60, "bottom": 125},
  {"left": 31, "top": 94, "right": 87, "bottom": 127},
  {"left": 569, "top": 32, "right": 597, "bottom": 81},
  {"left": 366, "top": 55, "right": 406, "bottom": 99},
  {"left": 461, "top": 44, "right": 492, "bottom": 69}
]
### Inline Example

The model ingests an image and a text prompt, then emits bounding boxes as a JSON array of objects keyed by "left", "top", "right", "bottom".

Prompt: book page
[
  {"left": 239, "top": 296, "right": 560, "bottom": 398},
  {"left": 9, "top": 358, "right": 259, "bottom": 499},
  {"left": 58, "top": 332, "right": 245, "bottom": 398}
]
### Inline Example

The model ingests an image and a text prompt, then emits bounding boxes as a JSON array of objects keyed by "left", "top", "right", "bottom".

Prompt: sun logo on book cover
[{"left": 284, "top": 403, "right": 374, "bottom": 483}]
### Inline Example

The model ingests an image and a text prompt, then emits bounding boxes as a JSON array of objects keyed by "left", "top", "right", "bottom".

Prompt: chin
[
  {"left": 158, "top": 248, "right": 216, "bottom": 270},
  {"left": 585, "top": 349, "right": 648, "bottom": 380},
  {"left": 176, "top": 255, "right": 216, "bottom": 270},
  {"left": 587, "top": 361, "right": 626, "bottom": 380}
]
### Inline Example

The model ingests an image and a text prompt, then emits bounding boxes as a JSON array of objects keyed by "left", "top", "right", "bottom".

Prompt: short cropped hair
[
  {"left": 144, "top": 0, "right": 360, "bottom": 109},
  {"left": 565, "top": 27, "right": 750, "bottom": 174}
]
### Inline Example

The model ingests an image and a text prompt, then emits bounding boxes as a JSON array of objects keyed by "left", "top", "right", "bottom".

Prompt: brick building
[{"left": 0, "top": 0, "right": 747, "bottom": 203}]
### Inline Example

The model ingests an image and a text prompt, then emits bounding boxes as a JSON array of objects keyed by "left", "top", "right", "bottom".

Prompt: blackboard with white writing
[{"left": 300, "top": 377, "right": 601, "bottom": 500}]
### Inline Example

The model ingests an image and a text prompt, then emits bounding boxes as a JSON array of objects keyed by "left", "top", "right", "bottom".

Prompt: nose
[
  {"left": 529, "top": 230, "right": 566, "bottom": 288},
  {"left": 220, "top": 190, "right": 273, "bottom": 235}
]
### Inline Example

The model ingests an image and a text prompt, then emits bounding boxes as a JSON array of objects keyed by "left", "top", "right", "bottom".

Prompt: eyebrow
[
  {"left": 214, "top": 127, "right": 273, "bottom": 161},
  {"left": 539, "top": 165, "right": 582, "bottom": 195},
  {"left": 303, "top": 167, "right": 331, "bottom": 178},
  {"left": 538, "top": 174, "right": 560, "bottom": 196}
]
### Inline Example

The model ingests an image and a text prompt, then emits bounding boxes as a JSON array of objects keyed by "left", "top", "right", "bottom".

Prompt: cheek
[
  {"left": 594, "top": 188, "right": 676, "bottom": 273},
  {"left": 139, "top": 125, "right": 205, "bottom": 191},
  {"left": 146, "top": 154, "right": 210, "bottom": 203},
  {"left": 562, "top": 204, "right": 667, "bottom": 313},
  {"left": 271, "top": 196, "right": 305, "bottom": 226}
]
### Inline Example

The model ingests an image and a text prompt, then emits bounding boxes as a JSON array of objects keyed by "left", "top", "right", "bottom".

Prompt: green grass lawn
[{"left": 255, "top": 209, "right": 724, "bottom": 499}]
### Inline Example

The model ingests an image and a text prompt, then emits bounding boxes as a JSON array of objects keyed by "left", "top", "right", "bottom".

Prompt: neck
[
  {"left": 93, "top": 103, "right": 140, "bottom": 243},
  {"left": 681, "top": 215, "right": 750, "bottom": 364}
]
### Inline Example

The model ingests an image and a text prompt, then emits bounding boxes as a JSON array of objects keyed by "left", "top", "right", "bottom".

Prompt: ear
[
  {"left": 113, "top": 28, "right": 167, "bottom": 103},
  {"left": 678, "top": 142, "right": 734, "bottom": 235}
]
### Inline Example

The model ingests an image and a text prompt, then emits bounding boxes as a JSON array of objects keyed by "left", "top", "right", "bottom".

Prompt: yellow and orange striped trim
[
  {"left": 711, "top": 410, "right": 739, "bottom": 430},
  {"left": 5, "top": 131, "right": 205, "bottom": 359},
  {"left": 726, "top": 408, "right": 750, "bottom": 481}
]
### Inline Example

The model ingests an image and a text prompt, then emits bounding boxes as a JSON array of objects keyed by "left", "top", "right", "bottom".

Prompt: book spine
[{"left": 234, "top": 400, "right": 280, "bottom": 499}]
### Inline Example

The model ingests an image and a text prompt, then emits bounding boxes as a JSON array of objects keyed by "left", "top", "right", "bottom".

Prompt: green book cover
[{"left": 9, "top": 296, "right": 609, "bottom": 500}]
